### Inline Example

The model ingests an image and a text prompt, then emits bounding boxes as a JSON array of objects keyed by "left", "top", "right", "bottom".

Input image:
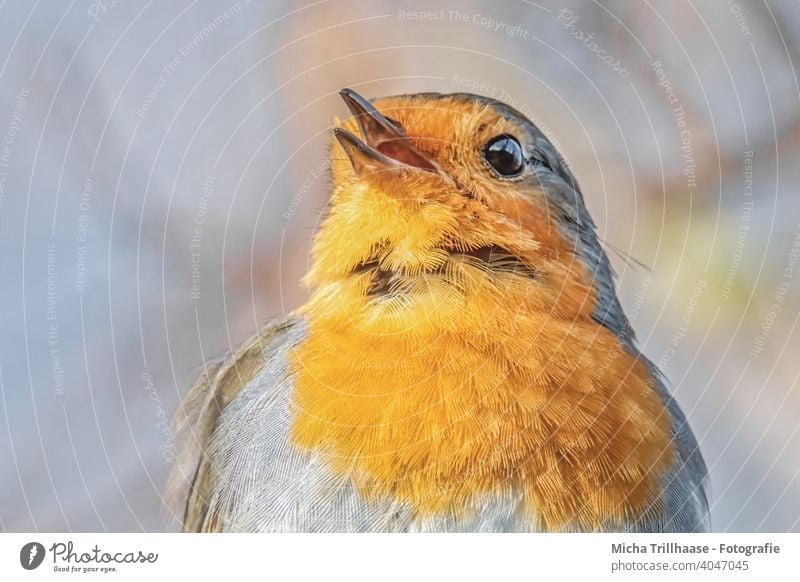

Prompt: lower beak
[{"left": 334, "top": 88, "right": 438, "bottom": 175}]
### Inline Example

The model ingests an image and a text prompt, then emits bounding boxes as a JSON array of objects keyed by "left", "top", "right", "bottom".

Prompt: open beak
[{"left": 334, "top": 88, "right": 438, "bottom": 175}]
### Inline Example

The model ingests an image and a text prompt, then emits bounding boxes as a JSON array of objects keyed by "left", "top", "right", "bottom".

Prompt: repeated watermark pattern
[
  {"left": 0, "top": 87, "right": 29, "bottom": 210},
  {"left": 136, "top": 3, "right": 249, "bottom": 119},
  {"left": 750, "top": 224, "right": 800, "bottom": 360},
  {"left": 284, "top": 159, "right": 331, "bottom": 221},
  {"left": 555, "top": 9, "right": 629, "bottom": 77},
  {"left": 87, "top": 0, "right": 122, "bottom": 23},
  {"left": 74, "top": 176, "right": 93, "bottom": 295},
  {"left": 724, "top": 0, "right": 753, "bottom": 37},
  {"left": 398, "top": 9, "right": 530, "bottom": 38},
  {"left": 190, "top": 175, "right": 215, "bottom": 301},
  {"left": 721, "top": 150, "right": 754, "bottom": 300},
  {"left": 657, "top": 279, "right": 708, "bottom": 371},
  {"left": 47, "top": 244, "right": 64, "bottom": 396},
  {"left": 142, "top": 372, "right": 176, "bottom": 463},
  {"left": 651, "top": 60, "right": 696, "bottom": 193}
]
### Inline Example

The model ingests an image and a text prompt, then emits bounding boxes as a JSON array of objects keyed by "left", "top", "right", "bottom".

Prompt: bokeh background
[{"left": 1, "top": 0, "right": 799, "bottom": 532}]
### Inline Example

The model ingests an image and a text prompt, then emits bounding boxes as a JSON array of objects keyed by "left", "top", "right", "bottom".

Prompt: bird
[{"left": 170, "top": 88, "right": 709, "bottom": 532}]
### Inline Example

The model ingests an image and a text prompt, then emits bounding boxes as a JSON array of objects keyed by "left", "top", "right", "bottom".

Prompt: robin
[{"left": 172, "top": 88, "right": 709, "bottom": 532}]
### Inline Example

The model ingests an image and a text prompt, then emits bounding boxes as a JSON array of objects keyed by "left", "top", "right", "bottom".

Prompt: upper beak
[{"left": 334, "top": 88, "right": 437, "bottom": 175}]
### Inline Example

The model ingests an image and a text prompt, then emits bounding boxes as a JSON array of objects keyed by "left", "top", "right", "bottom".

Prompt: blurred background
[{"left": 0, "top": 0, "right": 798, "bottom": 532}]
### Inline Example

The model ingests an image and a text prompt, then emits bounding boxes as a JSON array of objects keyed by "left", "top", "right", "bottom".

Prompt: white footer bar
[{"left": 1, "top": 533, "right": 797, "bottom": 581}]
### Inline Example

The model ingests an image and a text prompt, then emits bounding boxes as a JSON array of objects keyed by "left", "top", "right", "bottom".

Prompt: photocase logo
[{"left": 20, "top": 542, "right": 46, "bottom": 570}]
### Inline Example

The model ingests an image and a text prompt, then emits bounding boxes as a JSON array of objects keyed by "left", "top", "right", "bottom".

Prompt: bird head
[{"left": 304, "top": 89, "right": 627, "bottom": 339}]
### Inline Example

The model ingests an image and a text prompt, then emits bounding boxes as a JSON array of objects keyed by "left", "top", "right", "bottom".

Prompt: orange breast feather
[{"left": 289, "top": 213, "right": 674, "bottom": 531}]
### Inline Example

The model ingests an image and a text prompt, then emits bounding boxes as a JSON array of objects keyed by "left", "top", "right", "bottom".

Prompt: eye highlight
[{"left": 483, "top": 134, "right": 525, "bottom": 177}]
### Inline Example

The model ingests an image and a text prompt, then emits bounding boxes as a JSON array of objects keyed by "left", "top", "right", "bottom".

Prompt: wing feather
[{"left": 168, "top": 317, "right": 297, "bottom": 532}]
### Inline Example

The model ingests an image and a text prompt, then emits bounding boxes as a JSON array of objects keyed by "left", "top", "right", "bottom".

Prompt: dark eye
[{"left": 483, "top": 134, "right": 525, "bottom": 177}]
